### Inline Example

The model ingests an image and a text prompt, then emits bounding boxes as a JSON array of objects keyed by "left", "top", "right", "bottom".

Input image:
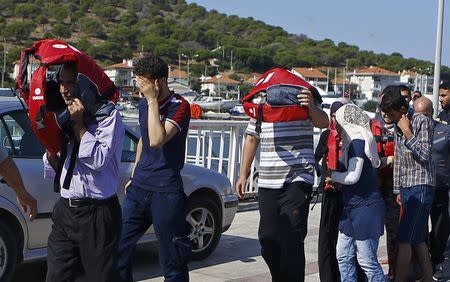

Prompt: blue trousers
[
  {"left": 336, "top": 232, "right": 384, "bottom": 282},
  {"left": 118, "top": 185, "right": 190, "bottom": 282}
]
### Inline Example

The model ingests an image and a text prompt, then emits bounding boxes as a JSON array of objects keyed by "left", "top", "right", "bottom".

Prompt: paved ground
[{"left": 11, "top": 201, "right": 389, "bottom": 281}]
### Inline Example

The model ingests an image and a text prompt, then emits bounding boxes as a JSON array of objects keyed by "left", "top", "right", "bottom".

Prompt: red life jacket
[
  {"left": 370, "top": 118, "right": 395, "bottom": 178},
  {"left": 242, "top": 68, "right": 322, "bottom": 131},
  {"left": 17, "top": 39, "right": 119, "bottom": 155},
  {"left": 370, "top": 118, "right": 395, "bottom": 157},
  {"left": 325, "top": 122, "right": 341, "bottom": 190}
]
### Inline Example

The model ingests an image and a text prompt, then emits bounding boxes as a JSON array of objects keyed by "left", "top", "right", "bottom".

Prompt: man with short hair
[
  {"left": 438, "top": 80, "right": 450, "bottom": 124},
  {"left": 416, "top": 94, "right": 450, "bottom": 281},
  {"left": 371, "top": 106, "right": 399, "bottom": 280},
  {"left": 236, "top": 82, "right": 328, "bottom": 281},
  {"left": 412, "top": 90, "right": 422, "bottom": 102},
  {"left": 118, "top": 54, "right": 191, "bottom": 282},
  {"left": 45, "top": 62, "right": 124, "bottom": 282},
  {"left": 379, "top": 87, "right": 435, "bottom": 282}
]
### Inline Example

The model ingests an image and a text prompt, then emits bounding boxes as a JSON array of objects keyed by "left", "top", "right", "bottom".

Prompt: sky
[{"left": 186, "top": 0, "right": 450, "bottom": 67}]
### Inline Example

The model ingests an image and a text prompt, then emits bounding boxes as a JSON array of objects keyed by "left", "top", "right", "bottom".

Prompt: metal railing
[
  {"left": 124, "top": 117, "right": 321, "bottom": 196},
  {"left": 186, "top": 119, "right": 258, "bottom": 195},
  {"left": 186, "top": 119, "right": 321, "bottom": 196}
]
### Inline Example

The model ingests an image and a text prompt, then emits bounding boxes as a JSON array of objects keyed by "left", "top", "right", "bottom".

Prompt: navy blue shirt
[
  {"left": 132, "top": 93, "right": 191, "bottom": 192},
  {"left": 339, "top": 139, "right": 385, "bottom": 240}
]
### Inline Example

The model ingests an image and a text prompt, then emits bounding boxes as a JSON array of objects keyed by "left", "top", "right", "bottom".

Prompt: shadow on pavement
[
  {"left": 133, "top": 234, "right": 260, "bottom": 280},
  {"left": 11, "top": 234, "right": 260, "bottom": 282}
]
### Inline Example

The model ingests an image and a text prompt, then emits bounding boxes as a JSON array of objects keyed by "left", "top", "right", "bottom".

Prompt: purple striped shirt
[{"left": 44, "top": 110, "right": 124, "bottom": 199}]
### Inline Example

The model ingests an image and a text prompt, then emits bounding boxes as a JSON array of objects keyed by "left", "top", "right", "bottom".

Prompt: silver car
[{"left": 0, "top": 97, "right": 238, "bottom": 281}]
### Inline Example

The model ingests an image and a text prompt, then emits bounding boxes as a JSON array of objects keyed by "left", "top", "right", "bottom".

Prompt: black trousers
[
  {"left": 430, "top": 188, "right": 449, "bottom": 266},
  {"left": 318, "top": 189, "right": 343, "bottom": 282},
  {"left": 258, "top": 182, "right": 312, "bottom": 282},
  {"left": 380, "top": 186, "right": 400, "bottom": 275},
  {"left": 46, "top": 197, "right": 122, "bottom": 282}
]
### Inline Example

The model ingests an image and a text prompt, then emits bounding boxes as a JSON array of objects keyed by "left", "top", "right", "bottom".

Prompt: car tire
[
  {"left": 0, "top": 220, "right": 18, "bottom": 282},
  {"left": 186, "top": 196, "right": 221, "bottom": 260}
]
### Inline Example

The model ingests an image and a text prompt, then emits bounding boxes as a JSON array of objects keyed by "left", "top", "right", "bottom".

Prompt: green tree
[
  {"left": 0, "top": 0, "right": 13, "bottom": 11},
  {"left": 93, "top": 5, "right": 118, "bottom": 19},
  {"left": 120, "top": 11, "right": 138, "bottom": 26},
  {"left": 75, "top": 37, "right": 93, "bottom": 52},
  {"left": 77, "top": 17, "right": 104, "bottom": 37},
  {"left": 14, "top": 3, "right": 40, "bottom": 21},
  {"left": 3, "top": 20, "right": 35, "bottom": 41},
  {"left": 80, "top": 0, "right": 94, "bottom": 12},
  {"left": 363, "top": 100, "right": 378, "bottom": 112},
  {"left": 52, "top": 23, "right": 71, "bottom": 38},
  {"left": 35, "top": 15, "right": 49, "bottom": 32},
  {"left": 53, "top": 5, "right": 69, "bottom": 22}
]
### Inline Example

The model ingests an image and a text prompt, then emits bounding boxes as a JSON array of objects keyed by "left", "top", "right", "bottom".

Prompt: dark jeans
[
  {"left": 380, "top": 186, "right": 400, "bottom": 275},
  {"left": 46, "top": 196, "right": 122, "bottom": 282},
  {"left": 118, "top": 185, "right": 190, "bottom": 282},
  {"left": 430, "top": 188, "right": 450, "bottom": 266},
  {"left": 318, "top": 189, "right": 343, "bottom": 282},
  {"left": 258, "top": 181, "right": 312, "bottom": 282}
]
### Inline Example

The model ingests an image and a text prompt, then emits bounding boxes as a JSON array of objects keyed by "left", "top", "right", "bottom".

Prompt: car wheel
[
  {"left": 0, "top": 220, "right": 18, "bottom": 282},
  {"left": 186, "top": 196, "right": 221, "bottom": 260}
]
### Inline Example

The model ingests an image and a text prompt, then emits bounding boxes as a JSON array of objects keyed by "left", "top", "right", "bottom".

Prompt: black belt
[{"left": 62, "top": 196, "right": 117, "bottom": 208}]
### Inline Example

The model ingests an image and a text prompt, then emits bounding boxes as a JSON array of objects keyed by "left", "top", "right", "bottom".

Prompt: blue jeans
[
  {"left": 398, "top": 185, "right": 435, "bottom": 245},
  {"left": 118, "top": 185, "right": 190, "bottom": 282},
  {"left": 336, "top": 232, "right": 384, "bottom": 282}
]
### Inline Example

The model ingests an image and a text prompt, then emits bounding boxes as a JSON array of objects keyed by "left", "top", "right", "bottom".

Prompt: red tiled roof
[
  {"left": 355, "top": 66, "right": 398, "bottom": 76},
  {"left": 169, "top": 68, "right": 188, "bottom": 79},
  {"left": 202, "top": 75, "right": 240, "bottom": 84},
  {"left": 292, "top": 67, "right": 327, "bottom": 79},
  {"left": 105, "top": 63, "right": 133, "bottom": 69}
]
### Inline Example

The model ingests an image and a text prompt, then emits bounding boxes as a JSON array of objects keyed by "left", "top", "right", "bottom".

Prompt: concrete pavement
[{"left": 11, "top": 202, "right": 389, "bottom": 281}]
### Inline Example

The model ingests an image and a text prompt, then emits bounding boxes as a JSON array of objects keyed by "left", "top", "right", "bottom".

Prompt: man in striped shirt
[
  {"left": 379, "top": 86, "right": 435, "bottom": 282},
  {"left": 236, "top": 87, "right": 328, "bottom": 282}
]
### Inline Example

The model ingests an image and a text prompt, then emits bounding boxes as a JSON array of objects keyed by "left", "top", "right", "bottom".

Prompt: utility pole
[
  {"left": 230, "top": 50, "right": 233, "bottom": 72},
  {"left": 178, "top": 53, "right": 181, "bottom": 78},
  {"left": 326, "top": 68, "right": 329, "bottom": 93},
  {"left": 334, "top": 68, "right": 338, "bottom": 94},
  {"left": 2, "top": 38, "right": 6, "bottom": 88},
  {"left": 433, "top": 0, "right": 445, "bottom": 118}
]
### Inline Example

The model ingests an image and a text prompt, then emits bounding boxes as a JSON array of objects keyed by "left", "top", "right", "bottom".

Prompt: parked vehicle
[
  {"left": 192, "top": 95, "right": 239, "bottom": 112},
  {"left": 0, "top": 97, "right": 239, "bottom": 281}
]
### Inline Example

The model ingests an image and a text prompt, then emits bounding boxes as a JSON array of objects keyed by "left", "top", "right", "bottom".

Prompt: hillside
[{"left": 0, "top": 0, "right": 445, "bottom": 86}]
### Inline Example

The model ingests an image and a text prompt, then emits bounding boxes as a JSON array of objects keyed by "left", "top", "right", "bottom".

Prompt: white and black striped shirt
[{"left": 246, "top": 118, "right": 315, "bottom": 189}]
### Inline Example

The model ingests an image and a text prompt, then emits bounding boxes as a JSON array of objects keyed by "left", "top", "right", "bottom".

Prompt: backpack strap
[
  {"left": 53, "top": 144, "right": 67, "bottom": 193},
  {"left": 62, "top": 140, "right": 79, "bottom": 190},
  {"left": 255, "top": 103, "right": 264, "bottom": 134}
]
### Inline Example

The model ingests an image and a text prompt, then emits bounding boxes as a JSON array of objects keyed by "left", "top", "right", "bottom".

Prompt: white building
[
  {"left": 400, "top": 70, "right": 431, "bottom": 94},
  {"left": 201, "top": 75, "right": 240, "bottom": 99},
  {"left": 104, "top": 59, "right": 134, "bottom": 94},
  {"left": 349, "top": 66, "right": 401, "bottom": 100},
  {"left": 291, "top": 67, "right": 328, "bottom": 92}
]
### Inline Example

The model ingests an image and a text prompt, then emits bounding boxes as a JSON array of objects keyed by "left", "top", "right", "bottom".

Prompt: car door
[
  {"left": 120, "top": 128, "right": 155, "bottom": 235},
  {"left": 0, "top": 110, "right": 58, "bottom": 249}
]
